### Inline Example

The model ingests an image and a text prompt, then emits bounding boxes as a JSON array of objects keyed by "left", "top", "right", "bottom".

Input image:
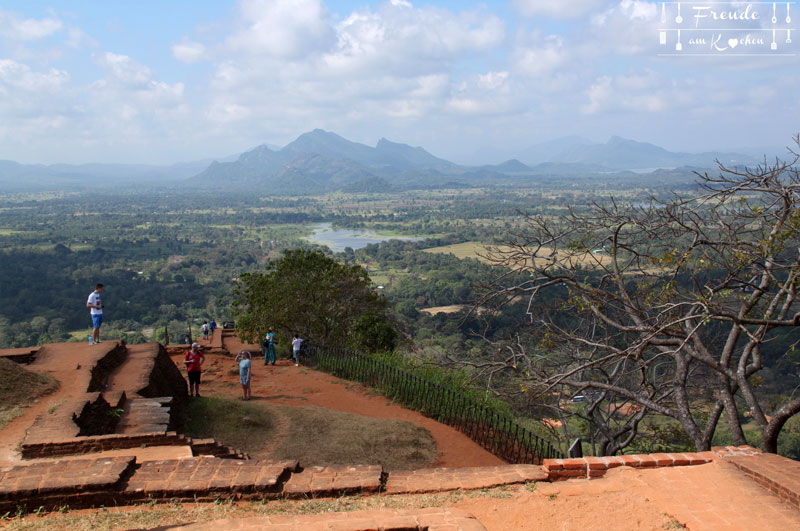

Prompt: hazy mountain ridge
[
  {"left": 520, "top": 135, "right": 759, "bottom": 170},
  {"left": 0, "top": 129, "right": 767, "bottom": 192},
  {"left": 194, "top": 129, "right": 462, "bottom": 191}
]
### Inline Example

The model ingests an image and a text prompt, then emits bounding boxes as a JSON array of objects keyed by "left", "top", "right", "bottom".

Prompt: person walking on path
[
  {"left": 86, "top": 283, "right": 104, "bottom": 345},
  {"left": 235, "top": 351, "right": 252, "bottom": 400},
  {"left": 264, "top": 328, "right": 277, "bottom": 365},
  {"left": 201, "top": 321, "right": 209, "bottom": 340},
  {"left": 209, "top": 319, "right": 217, "bottom": 334},
  {"left": 291, "top": 334, "right": 303, "bottom": 366},
  {"left": 184, "top": 343, "right": 205, "bottom": 397}
]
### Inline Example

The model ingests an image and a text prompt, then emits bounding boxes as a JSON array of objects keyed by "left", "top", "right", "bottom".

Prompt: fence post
[{"left": 568, "top": 438, "right": 583, "bottom": 458}]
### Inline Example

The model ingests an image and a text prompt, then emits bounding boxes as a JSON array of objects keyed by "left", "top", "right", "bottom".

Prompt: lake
[{"left": 305, "top": 223, "right": 421, "bottom": 252}]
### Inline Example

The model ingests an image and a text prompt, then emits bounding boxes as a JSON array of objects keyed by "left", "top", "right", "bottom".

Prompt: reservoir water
[{"left": 305, "top": 223, "right": 421, "bottom": 253}]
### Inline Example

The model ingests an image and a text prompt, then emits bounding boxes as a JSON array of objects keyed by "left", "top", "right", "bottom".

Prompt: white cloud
[
  {"left": 64, "top": 27, "right": 96, "bottom": 50},
  {"left": 96, "top": 52, "right": 153, "bottom": 87},
  {"left": 582, "top": 75, "right": 613, "bottom": 114},
  {"left": 513, "top": 32, "right": 569, "bottom": 77},
  {"left": 446, "top": 70, "right": 515, "bottom": 116},
  {"left": 201, "top": 0, "right": 506, "bottom": 133},
  {"left": 172, "top": 40, "right": 207, "bottom": 63},
  {"left": 325, "top": 2, "right": 504, "bottom": 76},
  {"left": 0, "top": 59, "right": 68, "bottom": 92},
  {"left": 513, "top": 0, "right": 607, "bottom": 18},
  {"left": 225, "top": 0, "right": 335, "bottom": 59},
  {"left": 588, "top": 0, "right": 660, "bottom": 55},
  {"left": 1, "top": 1, "right": 797, "bottom": 164},
  {"left": 0, "top": 8, "right": 62, "bottom": 41},
  {"left": 581, "top": 70, "right": 697, "bottom": 114}
]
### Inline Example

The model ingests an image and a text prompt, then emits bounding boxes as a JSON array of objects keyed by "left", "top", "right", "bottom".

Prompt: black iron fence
[{"left": 303, "top": 343, "right": 563, "bottom": 464}]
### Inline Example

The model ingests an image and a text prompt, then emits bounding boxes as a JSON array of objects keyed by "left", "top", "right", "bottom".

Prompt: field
[
  {"left": 423, "top": 242, "right": 492, "bottom": 263},
  {"left": 423, "top": 241, "right": 612, "bottom": 268},
  {"left": 420, "top": 305, "right": 467, "bottom": 315}
]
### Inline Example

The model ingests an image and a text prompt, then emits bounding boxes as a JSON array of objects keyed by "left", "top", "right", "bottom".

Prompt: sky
[{"left": 0, "top": 0, "right": 797, "bottom": 165}]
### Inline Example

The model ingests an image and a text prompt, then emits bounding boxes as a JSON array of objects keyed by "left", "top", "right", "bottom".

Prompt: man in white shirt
[
  {"left": 292, "top": 335, "right": 303, "bottom": 366},
  {"left": 86, "top": 283, "right": 104, "bottom": 345}
]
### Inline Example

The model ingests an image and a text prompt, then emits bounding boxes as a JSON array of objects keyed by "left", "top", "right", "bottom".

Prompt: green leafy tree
[
  {"left": 232, "top": 249, "right": 395, "bottom": 348},
  {"left": 349, "top": 311, "right": 398, "bottom": 353}
]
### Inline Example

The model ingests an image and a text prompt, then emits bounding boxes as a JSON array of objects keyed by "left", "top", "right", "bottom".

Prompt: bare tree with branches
[{"left": 472, "top": 135, "right": 800, "bottom": 454}]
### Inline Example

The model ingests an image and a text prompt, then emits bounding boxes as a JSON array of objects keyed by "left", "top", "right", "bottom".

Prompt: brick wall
[{"left": 543, "top": 446, "right": 761, "bottom": 481}]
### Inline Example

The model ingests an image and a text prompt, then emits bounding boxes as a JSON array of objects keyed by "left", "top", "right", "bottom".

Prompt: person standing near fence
[
  {"left": 264, "top": 328, "right": 277, "bottom": 366},
  {"left": 291, "top": 334, "right": 303, "bottom": 366}
]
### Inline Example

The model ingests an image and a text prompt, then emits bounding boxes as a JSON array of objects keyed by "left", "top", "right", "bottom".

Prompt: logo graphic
[{"left": 658, "top": 2, "right": 796, "bottom": 56}]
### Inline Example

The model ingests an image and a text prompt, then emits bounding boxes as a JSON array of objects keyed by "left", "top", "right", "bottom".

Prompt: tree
[
  {"left": 231, "top": 249, "right": 395, "bottom": 349},
  {"left": 475, "top": 136, "right": 800, "bottom": 454},
  {"left": 349, "top": 311, "right": 399, "bottom": 353}
]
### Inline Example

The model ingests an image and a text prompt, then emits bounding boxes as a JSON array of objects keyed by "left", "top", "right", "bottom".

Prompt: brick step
[
  {"left": 726, "top": 451, "right": 800, "bottom": 510},
  {"left": 116, "top": 396, "right": 173, "bottom": 434},
  {"left": 189, "top": 438, "right": 249, "bottom": 460},
  {"left": 385, "top": 465, "right": 548, "bottom": 494},
  {"left": 0, "top": 456, "right": 136, "bottom": 514},
  {"left": 283, "top": 465, "right": 383, "bottom": 498},
  {"left": 165, "top": 508, "right": 486, "bottom": 531},
  {"left": 124, "top": 457, "right": 299, "bottom": 502},
  {"left": 22, "top": 430, "right": 250, "bottom": 461}
]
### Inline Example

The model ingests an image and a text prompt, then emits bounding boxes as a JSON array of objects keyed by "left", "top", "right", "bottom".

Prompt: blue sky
[{"left": 0, "top": 0, "right": 797, "bottom": 164}]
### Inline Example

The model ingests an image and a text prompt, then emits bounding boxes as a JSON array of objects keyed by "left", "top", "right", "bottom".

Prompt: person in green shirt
[{"left": 264, "top": 328, "right": 277, "bottom": 366}]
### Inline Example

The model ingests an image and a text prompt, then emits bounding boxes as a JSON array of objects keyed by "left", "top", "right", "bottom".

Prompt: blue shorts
[{"left": 92, "top": 314, "right": 103, "bottom": 328}]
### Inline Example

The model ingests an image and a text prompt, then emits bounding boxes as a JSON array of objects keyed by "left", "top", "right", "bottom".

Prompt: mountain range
[
  {"left": 518, "top": 135, "right": 758, "bottom": 171},
  {"left": 0, "top": 129, "right": 767, "bottom": 192}
]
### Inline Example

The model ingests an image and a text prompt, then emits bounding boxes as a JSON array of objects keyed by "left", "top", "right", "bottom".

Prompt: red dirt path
[
  {"left": 454, "top": 461, "right": 800, "bottom": 531},
  {"left": 169, "top": 349, "right": 504, "bottom": 468}
]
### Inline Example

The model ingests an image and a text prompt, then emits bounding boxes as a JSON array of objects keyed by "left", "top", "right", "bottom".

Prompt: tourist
[
  {"left": 86, "top": 283, "right": 104, "bottom": 345},
  {"left": 291, "top": 334, "right": 303, "bottom": 366},
  {"left": 264, "top": 328, "right": 277, "bottom": 366},
  {"left": 209, "top": 319, "right": 217, "bottom": 335},
  {"left": 236, "top": 351, "right": 252, "bottom": 400},
  {"left": 201, "top": 321, "right": 209, "bottom": 340},
  {"left": 182, "top": 334, "right": 191, "bottom": 345},
  {"left": 183, "top": 343, "right": 205, "bottom": 397}
]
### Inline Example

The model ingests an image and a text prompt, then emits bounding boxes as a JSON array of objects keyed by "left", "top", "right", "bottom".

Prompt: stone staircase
[{"left": 116, "top": 396, "right": 173, "bottom": 434}]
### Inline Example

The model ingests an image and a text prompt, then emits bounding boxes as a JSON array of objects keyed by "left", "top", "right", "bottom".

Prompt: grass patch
[
  {"left": 185, "top": 397, "right": 277, "bottom": 456},
  {"left": 0, "top": 358, "right": 58, "bottom": 430},
  {"left": 422, "top": 241, "right": 612, "bottom": 269},
  {"left": 183, "top": 397, "right": 436, "bottom": 471},
  {"left": 3, "top": 487, "right": 512, "bottom": 530},
  {"left": 269, "top": 404, "right": 437, "bottom": 471}
]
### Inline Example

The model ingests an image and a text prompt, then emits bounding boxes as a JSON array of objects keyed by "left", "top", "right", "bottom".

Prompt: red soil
[
  {"left": 0, "top": 341, "right": 123, "bottom": 464},
  {"left": 170, "top": 350, "right": 504, "bottom": 468}
]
